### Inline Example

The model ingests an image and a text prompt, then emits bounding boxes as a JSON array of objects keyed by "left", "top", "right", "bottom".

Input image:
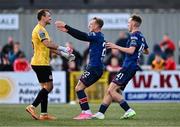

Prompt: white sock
[
  {"left": 98, "top": 112, "right": 103, "bottom": 115},
  {"left": 41, "top": 113, "right": 48, "bottom": 115},
  {"left": 30, "top": 105, "right": 35, "bottom": 108},
  {"left": 84, "top": 110, "right": 92, "bottom": 114},
  {"left": 127, "top": 108, "right": 133, "bottom": 112}
]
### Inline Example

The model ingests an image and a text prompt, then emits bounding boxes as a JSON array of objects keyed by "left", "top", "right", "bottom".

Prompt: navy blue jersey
[
  {"left": 65, "top": 25, "right": 106, "bottom": 68},
  {"left": 88, "top": 32, "right": 105, "bottom": 67},
  {"left": 122, "top": 31, "right": 148, "bottom": 70}
]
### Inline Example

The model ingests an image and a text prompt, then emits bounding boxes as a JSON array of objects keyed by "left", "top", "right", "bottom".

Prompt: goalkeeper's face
[
  {"left": 88, "top": 19, "right": 99, "bottom": 32},
  {"left": 44, "top": 12, "right": 52, "bottom": 25}
]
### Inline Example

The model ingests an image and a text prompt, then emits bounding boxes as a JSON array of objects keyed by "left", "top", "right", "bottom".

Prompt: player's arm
[
  {"left": 106, "top": 42, "right": 136, "bottom": 54},
  {"left": 107, "top": 35, "right": 138, "bottom": 54},
  {"left": 65, "top": 25, "right": 97, "bottom": 42},
  {"left": 50, "top": 49, "right": 75, "bottom": 61},
  {"left": 55, "top": 21, "right": 96, "bottom": 42},
  {"left": 38, "top": 30, "right": 71, "bottom": 53},
  {"left": 50, "top": 49, "right": 61, "bottom": 55},
  {"left": 42, "top": 39, "right": 59, "bottom": 49},
  {"left": 43, "top": 39, "right": 71, "bottom": 53},
  {"left": 143, "top": 38, "right": 149, "bottom": 55}
]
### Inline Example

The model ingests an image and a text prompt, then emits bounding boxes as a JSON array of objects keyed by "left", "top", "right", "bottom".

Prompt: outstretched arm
[
  {"left": 106, "top": 42, "right": 136, "bottom": 54},
  {"left": 42, "top": 40, "right": 72, "bottom": 54},
  {"left": 65, "top": 25, "right": 92, "bottom": 41},
  {"left": 42, "top": 39, "right": 59, "bottom": 49},
  {"left": 50, "top": 49, "right": 61, "bottom": 55},
  {"left": 50, "top": 49, "right": 75, "bottom": 62},
  {"left": 55, "top": 21, "right": 96, "bottom": 42}
]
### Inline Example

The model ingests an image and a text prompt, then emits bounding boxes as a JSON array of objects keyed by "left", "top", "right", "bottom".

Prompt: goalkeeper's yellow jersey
[{"left": 31, "top": 23, "right": 50, "bottom": 66}]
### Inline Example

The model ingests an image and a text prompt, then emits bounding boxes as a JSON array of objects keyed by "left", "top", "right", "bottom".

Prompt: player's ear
[
  {"left": 42, "top": 15, "right": 46, "bottom": 20},
  {"left": 134, "top": 21, "right": 139, "bottom": 27}
]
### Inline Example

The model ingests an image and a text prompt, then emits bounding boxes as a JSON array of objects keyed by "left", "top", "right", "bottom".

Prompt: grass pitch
[{"left": 0, "top": 103, "right": 180, "bottom": 127}]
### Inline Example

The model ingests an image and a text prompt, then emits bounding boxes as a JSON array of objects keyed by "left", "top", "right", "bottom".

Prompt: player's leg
[
  {"left": 26, "top": 66, "right": 55, "bottom": 120},
  {"left": 73, "top": 67, "right": 103, "bottom": 120},
  {"left": 73, "top": 80, "right": 92, "bottom": 120},
  {"left": 26, "top": 83, "right": 49, "bottom": 120},
  {"left": 111, "top": 68, "right": 136, "bottom": 119},
  {"left": 108, "top": 82, "right": 136, "bottom": 119},
  {"left": 39, "top": 82, "right": 56, "bottom": 120},
  {"left": 40, "top": 83, "right": 50, "bottom": 116},
  {"left": 26, "top": 66, "right": 45, "bottom": 119},
  {"left": 108, "top": 82, "right": 131, "bottom": 111},
  {"left": 92, "top": 88, "right": 113, "bottom": 119},
  {"left": 76, "top": 81, "right": 89, "bottom": 113}
]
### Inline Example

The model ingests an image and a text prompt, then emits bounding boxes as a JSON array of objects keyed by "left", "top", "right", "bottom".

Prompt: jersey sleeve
[
  {"left": 65, "top": 25, "right": 98, "bottom": 42},
  {"left": 130, "top": 36, "right": 138, "bottom": 47},
  {"left": 140, "top": 36, "right": 149, "bottom": 49},
  {"left": 37, "top": 29, "right": 48, "bottom": 42}
]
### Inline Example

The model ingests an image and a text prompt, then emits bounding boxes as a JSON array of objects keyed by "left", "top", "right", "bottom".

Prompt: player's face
[
  {"left": 88, "top": 19, "right": 99, "bottom": 32},
  {"left": 44, "top": 12, "right": 52, "bottom": 25},
  {"left": 128, "top": 18, "right": 133, "bottom": 32}
]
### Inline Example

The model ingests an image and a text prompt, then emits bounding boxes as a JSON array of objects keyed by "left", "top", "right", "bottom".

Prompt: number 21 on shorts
[{"left": 116, "top": 73, "right": 124, "bottom": 80}]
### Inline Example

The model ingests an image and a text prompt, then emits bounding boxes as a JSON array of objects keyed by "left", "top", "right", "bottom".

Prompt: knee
[
  {"left": 119, "top": 95, "right": 124, "bottom": 102},
  {"left": 48, "top": 85, "right": 53, "bottom": 92},
  {"left": 108, "top": 88, "right": 120, "bottom": 100},
  {"left": 107, "top": 88, "right": 114, "bottom": 97},
  {"left": 75, "top": 81, "right": 86, "bottom": 92},
  {"left": 43, "top": 83, "right": 53, "bottom": 92},
  {"left": 75, "top": 85, "right": 82, "bottom": 92}
]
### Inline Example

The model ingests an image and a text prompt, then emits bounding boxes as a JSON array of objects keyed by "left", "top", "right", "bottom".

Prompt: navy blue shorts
[
  {"left": 112, "top": 68, "right": 136, "bottom": 91},
  {"left": 80, "top": 66, "right": 103, "bottom": 87}
]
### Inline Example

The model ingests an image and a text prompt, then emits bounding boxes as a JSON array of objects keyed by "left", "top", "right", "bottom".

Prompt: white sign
[
  {"left": 125, "top": 71, "right": 180, "bottom": 102},
  {"left": 0, "top": 14, "right": 19, "bottom": 30},
  {"left": 88, "top": 13, "right": 130, "bottom": 29},
  {"left": 0, "top": 71, "right": 66, "bottom": 104}
]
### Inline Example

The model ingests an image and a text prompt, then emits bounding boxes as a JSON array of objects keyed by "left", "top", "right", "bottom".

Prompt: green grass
[{"left": 0, "top": 103, "right": 180, "bottom": 127}]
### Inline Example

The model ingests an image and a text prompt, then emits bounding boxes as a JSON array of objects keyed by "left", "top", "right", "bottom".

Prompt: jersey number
[
  {"left": 82, "top": 71, "right": 90, "bottom": 78},
  {"left": 101, "top": 42, "right": 106, "bottom": 61},
  {"left": 116, "top": 73, "right": 124, "bottom": 80},
  {"left": 138, "top": 43, "right": 145, "bottom": 58}
]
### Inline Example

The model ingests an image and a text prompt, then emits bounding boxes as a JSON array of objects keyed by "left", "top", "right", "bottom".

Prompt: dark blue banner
[{"left": 125, "top": 92, "right": 180, "bottom": 101}]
